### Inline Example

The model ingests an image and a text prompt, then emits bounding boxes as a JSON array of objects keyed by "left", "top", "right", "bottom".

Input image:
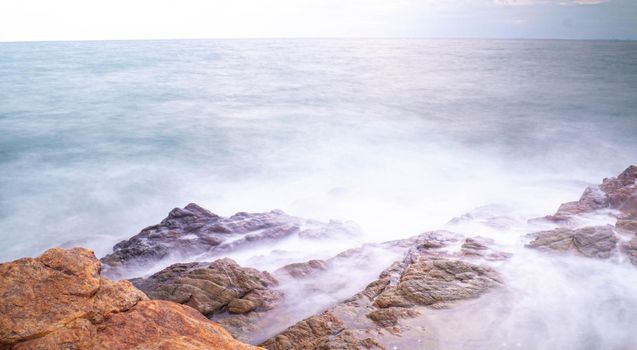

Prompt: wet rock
[
  {"left": 259, "top": 311, "right": 346, "bottom": 350},
  {"left": 275, "top": 259, "right": 329, "bottom": 279},
  {"left": 526, "top": 225, "right": 618, "bottom": 259},
  {"left": 366, "top": 307, "right": 420, "bottom": 327},
  {"left": 132, "top": 258, "right": 280, "bottom": 315},
  {"left": 261, "top": 232, "right": 502, "bottom": 349},
  {"left": 461, "top": 237, "right": 512, "bottom": 261},
  {"left": 374, "top": 258, "right": 501, "bottom": 309},
  {"left": 621, "top": 236, "right": 637, "bottom": 266},
  {"left": 0, "top": 247, "right": 260, "bottom": 350},
  {"left": 542, "top": 165, "right": 637, "bottom": 223},
  {"left": 131, "top": 257, "right": 282, "bottom": 343},
  {"left": 228, "top": 298, "right": 257, "bottom": 314},
  {"left": 101, "top": 203, "right": 360, "bottom": 277},
  {"left": 317, "top": 330, "right": 385, "bottom": 350},
  {"left": 616, "top": 216, "right": 637, "bottom": 234}
]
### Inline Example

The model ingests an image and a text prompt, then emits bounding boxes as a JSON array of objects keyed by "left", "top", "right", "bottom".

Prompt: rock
[
  {"left": 316, "top": 330, "right": 385, "bottom": 350},
  {"left": 275, "top": 259, "right": 329, "bottom": 279},
  {"left": 228, "top": 298, "right": 256, "bottom": 314},
  {"left": 461, "top": 237, "right": 512, "bottom": 261},
  {"left": 526, "top": 225, "right": 618, "bottom": 259},
  {"left": 261, "top": 232, "right": 502, "bottom": 349},
  {"left": 374, "top": 258, "right": 501, "bottom": 309},
  {"left": 131, "top": 257, "right": 282, "bottom": 343},
  {"left": 542, "top": 165, "right": 637, "bottom": 223},
  {"left": 616, "top": 216, "right": 637, "bottom": 234},
  {"left": 101, "top": 203, "right": 361, "bottom": 277},
  {"left": 621, "top": 236, "right": 637, "bottom": 266},
  {"left": 0, "top": 247, "right": 260, "bottom": 350},
  {"left": 259, "top": 311, "right": 346, "bottom": 350},
  {"left": 86, "top": 300, "right": 259, "bottom": 350},
  {"left": 600, "top": 165, "right": 637, "bottom": 214},
  {"left": 132, "top": 258, "right": 280, "bottom": 315},
  {"left": 366, "top": 307, "right": 420, "bottom": 327}
]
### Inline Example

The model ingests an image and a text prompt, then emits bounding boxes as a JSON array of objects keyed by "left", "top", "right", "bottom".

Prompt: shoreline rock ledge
[{"left": 0, "top": 247, "right": 261, "bottom": 350}]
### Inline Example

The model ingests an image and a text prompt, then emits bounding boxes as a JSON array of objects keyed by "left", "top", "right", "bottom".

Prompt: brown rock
[
  {"left": 259, "top": 311, "right": 345, "bottom": 350},
  {"left": 275, "top": 259, "right": 329, "bottom": 279},
  {"left": 131, "top": 258, "right": 282, "bottom": 343},
  {"left": 0, "top": 247, "right": 260, "bottom": 350},
  {"left": 262, "top": 232, "right": 502, "bottom": 350},
  {"left": 526, "top": 225, "right": 618, "bottom": 259},
  {"left": 367, "top": 307, "right": 420, "bottom": 327},
  {"left": 317, "top": 330, "right": 385, "bottom": 350},
  {"left": 461, "top": 237, "right": 512, "bottom": 261},
  {"left": 374, "top": 258, "right": 500, "bottom": 308},
  {"left": 617, "top": 217, "right": 637, "bottom": 234},
  {"left": 228, "top": 298, "right": 256, "bottom": 314},
  {"left": 132, "top": 258, "right": 280, "bottom": 316},
  {"left": 542, "top": 165, "right": 637, "bottom": 223},
  {"left": 621, "top": 236, "right": 637, "bottom": 266}
]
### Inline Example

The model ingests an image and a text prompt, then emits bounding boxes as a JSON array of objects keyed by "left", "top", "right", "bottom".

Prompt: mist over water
[
  {"left": 1, "top": 39, "right": 635, "bottom": 261},
  {"left": 1, "top": 38, "right": 637, "bottom": 348}
]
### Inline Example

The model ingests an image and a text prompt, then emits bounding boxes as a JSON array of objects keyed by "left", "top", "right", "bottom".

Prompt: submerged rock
[
  {"left": 526, "top": 225, "right": 618, "bottom": 259},
  {"left": 0, "top": 248, "right": 260, "bottom": 350},
  {"left": 275, "top": 259, "right": 329, "bottom": 279},
  {"left": 461, "top": 236, "right": 512, "bottom": 261},
  {"left": 101, "top": 203, "right": 361, "bottom": 277}
]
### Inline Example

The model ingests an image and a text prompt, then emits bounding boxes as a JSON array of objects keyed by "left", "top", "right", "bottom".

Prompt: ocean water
[{"left": 1, "top": 38, "right": 636, "bottom": 261}]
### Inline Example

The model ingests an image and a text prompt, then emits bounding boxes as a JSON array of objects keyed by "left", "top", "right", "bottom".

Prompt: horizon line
[{"left": 1, "top": 35, "right": 636, "bottom": 44}]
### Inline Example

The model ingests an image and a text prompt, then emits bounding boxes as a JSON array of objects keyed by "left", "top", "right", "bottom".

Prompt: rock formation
[
  {"left": 101, "top": 203, "right": 361, "bottom": 277},
  {"left": 0, "top": 247, "right": 260, "bottom": 350},
  {"left": 260, "top": 232, "right": 502, "bottom": 349},
  {"left": 542, "top": 165, "right": 637, "bottom": 224},
  {"left": 527, "top": 166, "right": 637, "bottom": 266},
  {"left": 131, "top": 258, "right": 282, "bottom": 343},
  {"left": 460, "top": 236, "right": 512, "bottom": 261},
  {"left": 526, "top": 225, "right": 618, "bottom": 259}
]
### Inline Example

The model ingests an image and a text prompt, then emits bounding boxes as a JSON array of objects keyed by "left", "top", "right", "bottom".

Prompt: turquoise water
[{"left": 0, "top": 39, "right": 636, "bottom": 260}]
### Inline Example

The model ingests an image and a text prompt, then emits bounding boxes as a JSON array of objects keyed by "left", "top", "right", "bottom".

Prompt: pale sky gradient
[{"left": 0, "top": 0, "right": 635, "bottom": 42}]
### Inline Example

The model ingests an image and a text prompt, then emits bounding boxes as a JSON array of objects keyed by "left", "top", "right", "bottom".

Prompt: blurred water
[{"left": 0, "top": 38, "right": 636, "bottom": 261}]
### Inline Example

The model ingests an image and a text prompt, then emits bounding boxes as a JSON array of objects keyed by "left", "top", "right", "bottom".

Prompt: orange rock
[{"left": 0, "top": 247, "right": 261, "bottom": 350}]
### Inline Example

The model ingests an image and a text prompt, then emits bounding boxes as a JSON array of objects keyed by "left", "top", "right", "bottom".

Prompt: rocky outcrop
[
  {"left": 527, "top": 166, "right": 637, "bottom": 267},
  {"left": 621, "top": 236, "right": 637, "bottom": 266},
  {"left": 131, "top": 258, "right": 282, "bottom": 343},
  {"left": 461, "top": 237, "right": 512, "bottom": 261},
  {"left": 526, "top": 225, "right": 618, "bottom": 259},
  {"left": 260, "top": 232, "right": 502, "bottom": 349},
  {"left": 131, "top": 258, "right": 280, "bottom": 316},
  {"left": 0, "top": 248, "right": 260, "bottom": 350},
  {"left": 101, "top": 203, "right": 361, "bottom": 277},
  {"left": 372, "top": 258, "right": 501, "bottom": 309},
  {"left": 543, "top": 165, "right": 637, "bottom": 224},
  {"left": 275, "top": 259, "right": 329, "bottom": 279}
]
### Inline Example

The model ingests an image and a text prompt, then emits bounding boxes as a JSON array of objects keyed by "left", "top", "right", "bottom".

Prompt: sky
[{"left": 0, "top": 0, "right": 635, "bottom": 41}]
